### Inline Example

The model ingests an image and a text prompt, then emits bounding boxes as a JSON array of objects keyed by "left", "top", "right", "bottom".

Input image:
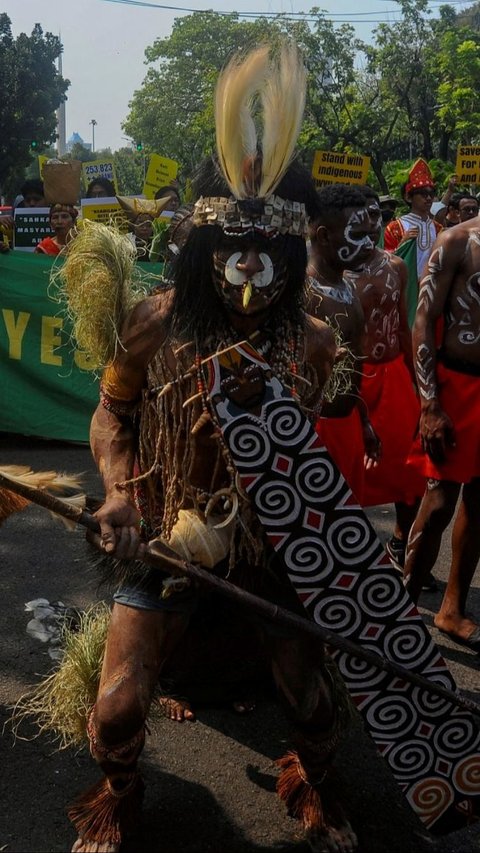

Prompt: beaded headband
[{"left": 193, "top": 194, "right": 307, "bottom": 238}]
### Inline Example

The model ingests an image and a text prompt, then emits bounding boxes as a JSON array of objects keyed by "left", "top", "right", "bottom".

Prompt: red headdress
[{"left": 405, "top": 158, "right": 435, "bottom": 195}]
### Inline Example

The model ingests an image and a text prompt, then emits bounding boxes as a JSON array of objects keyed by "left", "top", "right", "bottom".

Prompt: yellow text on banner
[
  {"left": 455, "top": 146, "right": 480, "bottom": 185},
  {"left": 312, "top": 150, "right": 370, "bottom": 185},
  {"left": 143, "top": 154, "right": 179, "bottom": 200}
]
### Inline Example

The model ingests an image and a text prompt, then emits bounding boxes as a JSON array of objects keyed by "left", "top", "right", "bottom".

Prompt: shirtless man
[
  {"left": 67, "top": 46, "right": 357, "bottom": 853},
  {"left": 404, "top": 214, "right": 480, "bottom": 650},
  {"left": 306, "top": 184, "right": 379, "bottom": 503},
  {"left": 346, "top": 187, "right": 426, "bottom": 576}
]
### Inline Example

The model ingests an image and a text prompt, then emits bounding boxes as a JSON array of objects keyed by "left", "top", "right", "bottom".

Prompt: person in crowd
[
  {"left": 383, "top": 159, "right": 442, "bottom": 281},
  {"left": 0, "top": 179, "right": 47, "bottom": 246},
  {"left": 19, "top": 179, "right": 47, "bottom": 208},
  {"left": 345, "top": 187, "right": 430, "bottom": 584},
  {"left": 404, "top": 210, "right": 480, "bottom": 650},
  {"left": 65, "top": 46, "right": 358, "bottom": 853},
  {"left": 456, "top": 193, "right": 479, "bottom": 223},
  {"left": 85, "top": 178, "right": 116, "bottom": 199},
  {"left": 379, "top": 194, "right": 397, "bottom": 225},
  {"left": 129, "top": 212, "right": 155, "bottom": 261},
  {"left": 154, "top": 184, "right": 181, "bottom": 211},
  {"left": 439, "top": 191, "right": 479, "bottom": 227},
  {"left": 35, "top": 203, "right": 77, "bottom": 255},
  {"left": 306, "top": 184, "right": 380, "bottom": 504},
  {"left": 439, "top": 192, "right": 463, "bottom": 228}
]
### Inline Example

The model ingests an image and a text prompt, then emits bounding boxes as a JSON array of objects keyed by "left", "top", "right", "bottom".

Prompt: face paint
[
  {"left": 338, "top": 209, "right": 375, "bottom": 265},
  {"left": 214, "top": 243, "right": 285, "bottom": 314},
  {"left": 224, "top": 252, "right": 274, "bottom": 289}
]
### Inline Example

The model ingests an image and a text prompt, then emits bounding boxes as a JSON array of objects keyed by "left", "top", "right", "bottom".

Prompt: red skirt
[
  {"left": 315, "top": 407, "right": 365, "bottom": 504},
  {"left": 361, "top": 355, "right": 425, "bottom": 506},
  {"left": 407, "top": 362, "right": 480, "bottom": 483}
]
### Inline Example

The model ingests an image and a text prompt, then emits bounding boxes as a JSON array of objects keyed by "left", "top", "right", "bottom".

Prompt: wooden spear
[{"left": 1, "top": 469, "right": 479, "bottom": 717}]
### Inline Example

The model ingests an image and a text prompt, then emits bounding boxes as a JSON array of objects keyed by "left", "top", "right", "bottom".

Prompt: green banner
[{"left": 0, "top": 252, "right": 163, "bottom": 442}]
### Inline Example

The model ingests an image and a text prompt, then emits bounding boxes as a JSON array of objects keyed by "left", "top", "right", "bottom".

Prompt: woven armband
[
  {"left": 100, "top": 363, "right": 139, "bottom": 418},
  {"left": 100, "top": 385, "right": 137, "bottom": 418}
]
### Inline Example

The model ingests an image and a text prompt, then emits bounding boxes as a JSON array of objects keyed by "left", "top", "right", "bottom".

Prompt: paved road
[{"left": 0, "top": 434, "right": 479, "bottom": 853}]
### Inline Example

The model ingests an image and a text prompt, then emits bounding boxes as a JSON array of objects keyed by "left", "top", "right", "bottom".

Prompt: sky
[{"left": 3, "top": 0, "right": 473, "bottom": 153}]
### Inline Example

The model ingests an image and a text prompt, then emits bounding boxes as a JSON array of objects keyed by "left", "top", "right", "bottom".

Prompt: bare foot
[
  {"left": 158, "top": 696, "right": 196, "bottom": 722},
  {"left": 232, "top": 698, "right": 256, "bottom": 714},
  {"left": 72, "top": 837, "right": 120, "bottom": 852},
  {"left": 434, "top": 614, "right": 480, "bottom": 650}
]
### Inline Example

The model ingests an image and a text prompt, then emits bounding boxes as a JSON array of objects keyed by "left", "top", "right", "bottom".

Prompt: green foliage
[
  {"left": 123, "top": 2, "right": 480, "bottom": 187},
  {"left": 123, "top": 11, "right": 282, "bottom": 176},
  {"left": 380, "top": 158, "right": 459, "bottom": 204},
  {"left": 0, "top": 14, "right": 69, "bottom": 196},
  {"left": 6, "top": 3, "right": 480, "bottom": 197},
  {"left": 65, "top": 143, "right": 96, "bottom": 163},
  {"left": 113, "top": 147, "right": 144, "bottom": 195}
]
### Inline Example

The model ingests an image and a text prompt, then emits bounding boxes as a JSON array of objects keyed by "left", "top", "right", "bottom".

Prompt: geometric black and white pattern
[{"left": 206, "top": 342, "right": 480, "bottom": 834}]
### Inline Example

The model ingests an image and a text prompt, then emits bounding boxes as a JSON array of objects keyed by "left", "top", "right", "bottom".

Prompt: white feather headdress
[{"left": 214, "top": 43, "right": 306, "bottom": 200}]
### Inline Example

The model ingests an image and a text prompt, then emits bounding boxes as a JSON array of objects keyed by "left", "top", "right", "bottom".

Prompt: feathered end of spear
[{"left": 0, "top": 465, "right": 85, "bottom": 528}]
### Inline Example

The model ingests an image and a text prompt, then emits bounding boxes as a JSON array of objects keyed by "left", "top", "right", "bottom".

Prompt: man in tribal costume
[
  {"left": 67, "top": 46, "right": 358, "bottom": 853},
  {"left": 405, "top": 212, "right": 480, "bottom": 651}
]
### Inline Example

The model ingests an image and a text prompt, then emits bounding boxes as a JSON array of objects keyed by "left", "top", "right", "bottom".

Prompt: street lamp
[{"left": 90, "top": 118, "right": 97, "bottom": 153}]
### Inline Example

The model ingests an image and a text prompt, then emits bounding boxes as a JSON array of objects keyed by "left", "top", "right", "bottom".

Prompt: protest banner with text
[
  {"left": 0, "top": 253, "right": 165, "bottom": 441},
  {"left": 82, "top": 159, "right": 118, "bottom": 193},
  {"left": 80, "top": 198, "right": 127, "bottom": 230},
  {"left": 455, "top": 146, "right": 480, "bottom": 186},
  {"left": 14, "top": 208, "right": 51, "bottom": 251},
  {"left": 143, "top": 154, "right": 179, "bottom": 200},
  {"left": 312, "top": 150, "right": 371, "bottom": 185}
]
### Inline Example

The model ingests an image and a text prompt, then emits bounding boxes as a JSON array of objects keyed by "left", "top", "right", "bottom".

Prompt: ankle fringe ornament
[
  {"left": 67, "top": 772, "right": 144, "bottom": 846},
  {"left": 277, "top": 751, "right": 326, "bottom": 831}
]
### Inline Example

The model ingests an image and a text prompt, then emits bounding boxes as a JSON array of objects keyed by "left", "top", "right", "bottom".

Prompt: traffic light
[
  {"left": 30, "top": 140, "right": 38, "bottom": 150},
  {"left": 136, "top": 142, "right": 143, "bottom": 152}
]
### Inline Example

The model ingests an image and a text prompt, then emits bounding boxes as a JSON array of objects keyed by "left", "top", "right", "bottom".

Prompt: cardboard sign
[
  {"left": 143, "top": 153, "right": 178, "bottom": 200},
  {"left": 80, "top": 197, "right": 127, "bottom": 229},
  {"left": 455, "top": 146, "right": 480, "bottom": 185},
  {"left": 82, "top": 159, "right": 117, "bottom": 193},
  {"left": 312, "top": 150, "right": 370, "bottom": 185},
  {"left": 14, "top": 208, "right": 51, "bottom": 251}
]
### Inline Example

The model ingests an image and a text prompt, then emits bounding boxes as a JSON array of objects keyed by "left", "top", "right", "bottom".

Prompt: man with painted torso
[
  {"left": 306, "top": 184, "right": 379, "bottom": 504},
  {"left": 405, "top": 214, "right": 480, "bottom": 652},
  {"left": 345, "top": 187, "right": 426, "bottom": 572}
]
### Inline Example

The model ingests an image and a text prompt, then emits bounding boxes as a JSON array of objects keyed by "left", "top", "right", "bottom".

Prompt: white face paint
[
  {"left": 338, "top": 209, "right": 375, "bottom": 264},
  {"left": 224, "top": 252, "right": 274, "bottom": 289}
]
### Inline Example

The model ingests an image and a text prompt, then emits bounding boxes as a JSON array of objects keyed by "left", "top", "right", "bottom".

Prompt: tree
[
  {"left": 434, "top": 26, "right": 480, "bottom": 157},
  {"left": 0, "top": 14, "right": 69, "bottom": 198},
  {"left": 113, "top": 147, "right": 144, "bottom": 195},
  {"left": 123, "top": 12, "right": 280, "bottom": 176},
  {"left": 65, "top": 143, "right": 96, "bottom": 163},
  {"left": 122, "top": 3, "right": 480, "bottom": 190}
]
